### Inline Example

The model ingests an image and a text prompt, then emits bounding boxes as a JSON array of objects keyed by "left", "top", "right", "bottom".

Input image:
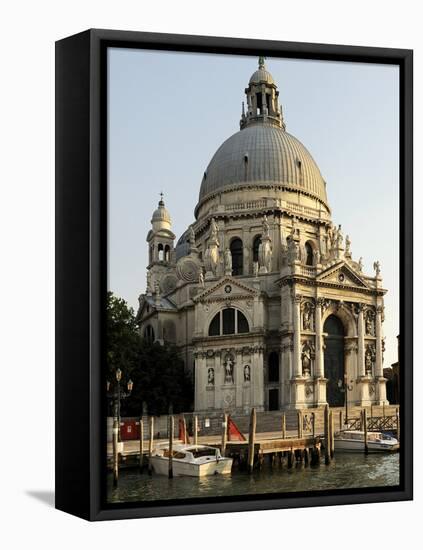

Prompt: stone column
[
  {"left": 315, "top": 298, "right": 324, "bottom": 378},
  {"left": 235, "top": 348, "right": 243, "bottom": 409},
  {"left": 214, "top": 352, "right": 222, "bottom": 410},
  {"left": 251, "top": 347, "right": 264, "bottom": 410},
  {"left": 262, "top": 88, "right": 267, "bottom": 115},
  {"left": 357, "top": 304, "right": 366, "bottom": 377},
  {"left": 293, "top": 294, "right": 302, "bottom": 377},
  {"left": 375, "top": 306, "right": 384, "bottom": 377},
  {"left": 195, "top": 353, "right": 206, "bottom": 411},
  {"left": 242, "top": 228, "right": 250, "bottom": 275}
]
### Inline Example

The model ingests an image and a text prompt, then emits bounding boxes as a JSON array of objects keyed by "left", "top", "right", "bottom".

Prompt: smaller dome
[
  {"left": 249, "top": 67, "right": 274, "bottom": 85},
  {"left": 151, "top": 198, "right": 171, "bottom": 231},
  {"left": 175, "top": 229, "right": 190, "bottom": 260}
]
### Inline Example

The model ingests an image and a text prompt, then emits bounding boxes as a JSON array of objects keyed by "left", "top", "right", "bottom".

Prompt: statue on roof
[{"left": 262, "top": 214, "right": 270, "bottom": 239}]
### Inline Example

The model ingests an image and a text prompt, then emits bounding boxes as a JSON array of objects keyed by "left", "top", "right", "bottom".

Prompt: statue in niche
[
  {"left": 223, "top": 354, "right": 234, "bottom": 384},
  {"left": 301, "top": 344, "right": 312, "bottom": 376},
  {"left": 198, "top": 269, "right": 205, "bottom": 288},
  {"left": 373, "top": 260, "right": 381, "bottom": 277},
  {"left": 365, "top": 347, "right": 374, "bottom": 375},
  {"left": 302, "top": 302, "right": 313, "bottom": 330},
  {"left": 365, "top": 310, "right": 374, "bottom": 336},
  {"left": 244, "top": 365, "right": 251, "bottom": 382},
  {"left": 224, "top": 248, "right": 232, "bottom": 274},
  {"left": 253, "top": 261, "right": 259, "bottom": 278},
  {"left": 207, "top": 367, "right": 215, "bottom": 386}
]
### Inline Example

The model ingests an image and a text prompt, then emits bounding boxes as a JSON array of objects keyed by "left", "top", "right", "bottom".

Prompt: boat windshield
[
  {"left": 189, "top": 448, "right": 217, "bottom": 458},
  {"left": 379, "top": 433, "right": 394, "bottom": 441}
]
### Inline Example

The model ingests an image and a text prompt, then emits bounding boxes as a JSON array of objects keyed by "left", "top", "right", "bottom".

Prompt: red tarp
[
  {"left": 227, "top": 416, "right": 246, "bottom": 441},
  {"left": 178, "top": 418, "right": 191, "bottom": 444}
]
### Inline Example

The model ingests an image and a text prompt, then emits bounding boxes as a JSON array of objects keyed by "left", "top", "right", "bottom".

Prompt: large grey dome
[{"left": 198, "top": 124, "right": 328, "bottom": 207}]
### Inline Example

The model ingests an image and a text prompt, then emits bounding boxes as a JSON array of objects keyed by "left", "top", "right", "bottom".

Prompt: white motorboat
[
  {"left": 150, "top": 444, "right": 233, "bottom": 477},
  {"left": 334, "top": 430, "right": 399, "bottom": 453}
]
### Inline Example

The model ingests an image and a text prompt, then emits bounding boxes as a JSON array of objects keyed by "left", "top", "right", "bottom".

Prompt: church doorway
[
  {"left": 268, "top": 388, "right": 279, "bottom": 411},
  {"left": 323, "top": 315, "right": 345, "bottom": 407}
]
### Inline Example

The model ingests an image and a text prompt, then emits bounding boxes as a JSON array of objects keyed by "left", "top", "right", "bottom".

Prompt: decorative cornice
[
  {"left": 193, "top": 275, "right": 259, "bottom": 303},
  {"left": 277, "top": 274, "right": 386, "bottom": 296}
]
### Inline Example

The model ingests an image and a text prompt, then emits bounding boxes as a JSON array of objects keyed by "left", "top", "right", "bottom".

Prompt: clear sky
[{"left": 108, "top": 48, "right": 399, "bottom": 368}]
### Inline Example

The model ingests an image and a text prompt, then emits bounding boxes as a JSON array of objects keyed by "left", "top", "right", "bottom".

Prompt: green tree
[
  {"left": 106, "top": 291, "right": 140, "bottom": 379},
  {"left": 106, "top": 291, "right": 193, "bottom": 416},
  {"left": 125, "top": 342, "right": 193, "bottom": 417}
]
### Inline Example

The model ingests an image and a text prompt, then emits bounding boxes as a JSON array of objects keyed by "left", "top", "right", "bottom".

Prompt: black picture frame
[{"left": 55, "top": 29, "right": 413, "bottom": 521}]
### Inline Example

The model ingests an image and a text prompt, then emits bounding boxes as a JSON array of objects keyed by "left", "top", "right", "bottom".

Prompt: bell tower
[{"left": 146, "top": 194, "right": 176, "bottom": 291}]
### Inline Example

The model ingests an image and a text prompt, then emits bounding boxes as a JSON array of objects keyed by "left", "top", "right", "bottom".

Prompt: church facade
[{"left": 137, "top": 59, "right": 388, "bottom": 412}]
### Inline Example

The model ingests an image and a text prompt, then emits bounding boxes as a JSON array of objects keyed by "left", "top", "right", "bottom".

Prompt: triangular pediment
[
  {"left": 194, "top": 276, "right": 259, "bottom": 303},
  {"left": 316, "top": 261, "right": 369, "bottom": 289}
]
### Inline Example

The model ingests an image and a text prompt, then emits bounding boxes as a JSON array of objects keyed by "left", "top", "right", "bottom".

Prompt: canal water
[{"left": 107, "top": 453, "right": 399, "bottom": 503}]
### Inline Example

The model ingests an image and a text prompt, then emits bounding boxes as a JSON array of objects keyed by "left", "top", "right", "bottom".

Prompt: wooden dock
[{"left": 107, "top": 404, "right": 399, "bottom": 484}]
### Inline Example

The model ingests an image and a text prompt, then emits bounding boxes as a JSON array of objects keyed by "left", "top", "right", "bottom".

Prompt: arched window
[
  {"left": 268, "top": 352, "right": 279, "bottom": 382},
  {"left": 230, "top": 238, "right": 243, "bottom": 275},
  {"left": 253, "top": 235, "right": 261, "bottom": 263},
  {"left": 208, "top": 308, "right": 250, "bottom": 336},
  {"left": 208, "top": 314, "right": 220, "bottom": 336},
  {"left": 222, "top": 308, "right": 235, "bottom": 335},
  {"left": 164, "top": 244, "right": 170, "bottom": 262},
  {"left": 144, "top": 325, "right": 155, "bottom": 343},
  {"left": 158, "top": 243, "right": 164, "bottom": 261},
  {"left": 305, "top": 242, "right": 314, "bottom": 266}
]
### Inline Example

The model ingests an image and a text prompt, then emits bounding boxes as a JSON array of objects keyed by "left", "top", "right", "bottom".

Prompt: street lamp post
[
  {"left": 107, "top": 368, "right": 133, "bottom": 487},
  {"left": 338, "top": 373, "right": 353, "bottom": 426}
]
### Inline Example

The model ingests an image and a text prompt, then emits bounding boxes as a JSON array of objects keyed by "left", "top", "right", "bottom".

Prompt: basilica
[{"left": 137, "top": 58, "right": 388, "bottom": 412}]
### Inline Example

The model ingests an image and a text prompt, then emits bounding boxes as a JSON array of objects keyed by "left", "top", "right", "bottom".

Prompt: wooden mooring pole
[
  {"left": 182, "top": 415, "right": 188, "bottom": 443},
  {"left": 168, "top": 414, "right": 174, "bottom": 479},
  {"left": 221, "top": 413, "right": 228, "bottom": 457},
  {"left": 304, "top": 447, "right": 310, "bottom": 467},
  {"left": 148, "top": 416, "right": 154, "bottom": 475},
  {"left": 396, "top": 408, "right": 400, "bottom": 444},
  {"left": 363, "top": 408, "right": 368, "bottom": 455},
  {"left": 339, "top": 410, "right": 343, "bottom": 430},
  {"left": 324, "top": 405, "right": 331, "bottom": 465},
  {"left": 247, "top": 407, "right": 256, "bottom": 474},
  {"left": 330, "top": 410, "right": 335, "bottom": 458},
  {"left": 139, "top": 416, "right": 144, "bottom": 472},
  {"left": 312, "top": 412, "right": 315, "bottom": 438},
  {"left": 194, "top": 414, "right": 198, "bottom": 446},
  {"left": 112, "top": 417, "right": 119, "bottom": 487}
]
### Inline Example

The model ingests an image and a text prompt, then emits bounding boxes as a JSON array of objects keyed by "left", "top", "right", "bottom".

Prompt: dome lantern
[
  {"left": 151, "top": 192, "right": 172, "bottom": 232},
  {"left": 240, "top": 57, "right": 285, "bottom": 131}
]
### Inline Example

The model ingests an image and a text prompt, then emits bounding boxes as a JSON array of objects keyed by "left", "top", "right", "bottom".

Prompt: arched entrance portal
[{"left": 323, "top": 315, "right": 345, "bottom": 406}]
